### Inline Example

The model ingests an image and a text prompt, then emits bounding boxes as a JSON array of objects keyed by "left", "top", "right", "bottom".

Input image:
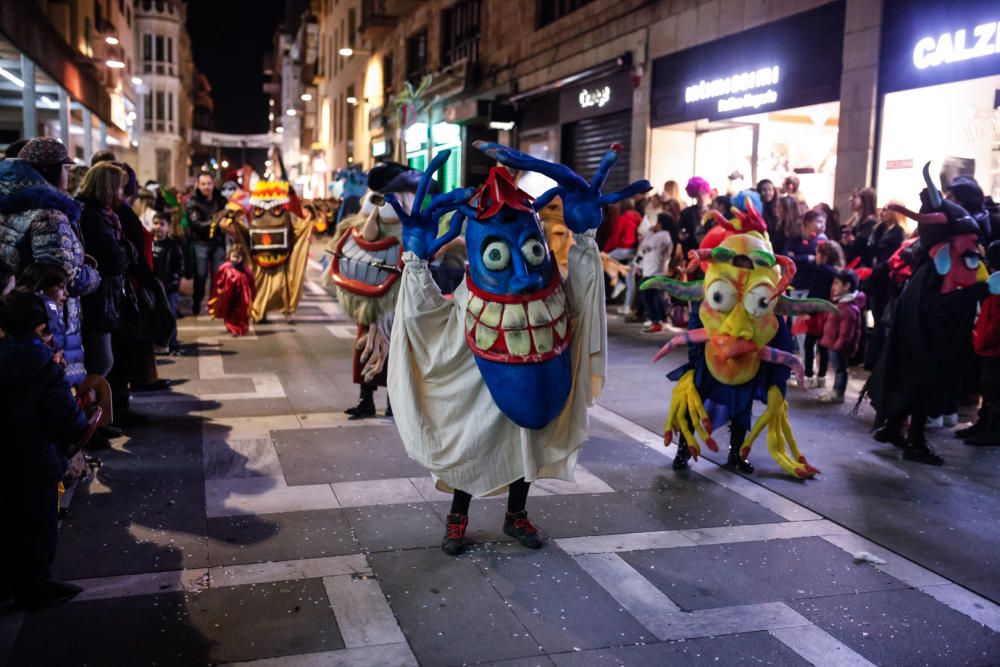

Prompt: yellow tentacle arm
[
  {"left": 743, "top": 386, "right": 818, "bottom": 479},
  {"left": 665, "top": 370, "right": 713, "bottom": 459}
]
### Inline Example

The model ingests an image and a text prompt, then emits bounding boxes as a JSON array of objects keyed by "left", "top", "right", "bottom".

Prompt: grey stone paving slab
[
  {"left": 625, "top": 476, "right": 785, "bottom": 530},
  {"left": 207, "top": 509, "right": 358, "bottom": 566},
  {"left": 619, "top": 537, "right": 907, "bottom": 612},
  {"left": 346, "top": 501, "right": 446, "bottom": 552},
  {"left": 547, "top": 631, "right": 809, "bottom": 666},
  {"left": 369, "top": 548, "right": 540, "bottom": 666},
  {"left": 273, "top": 426, "right": 422, "bottom": 484},
  {"left": 470, "top": 545, "right": 654, "bottom": 653},
  {"left": 197, "top": 396, "right": 297, "bottom": 418},
  {"left": 576, "top": 431, "right": 682, "bottom": 492},
  {"left": 791, "top": 588, "right": 1000, "bottom": 666},
  {"left": 475, "top": 657, "right": 555, "bottom": 667},
  {"left": 514, "top": 492, "right": 670, "bottom": 539}
]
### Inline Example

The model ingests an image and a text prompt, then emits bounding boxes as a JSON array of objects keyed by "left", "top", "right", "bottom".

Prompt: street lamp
[
  {"left": 338, "top": 47, "right": 373, "bottom": 57},
  {"left": 131, "top": 76, "right": 143, "bottom": 85},
  {"left": 286, "top": 109, "right": 297, "bottom": 117},
  {"left": 106, "top": 60, "right": 125, "bottom": 69},
  {"left": 105, "top": 36, "right": 120, "bottom": 45},
  {"left": 301, "top": 93, "right": 312, "bottom": 101}
]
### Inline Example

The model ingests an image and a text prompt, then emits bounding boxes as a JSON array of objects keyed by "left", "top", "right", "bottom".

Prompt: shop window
[
  {"left": 346, "top": 85, "right": 355, "bottom": 143},
  {"left": 155, "top": 90, "right": 165, "bottom": 132},
  {"left": 143, "top": 93, "right": 152, "bottom": 131},
  {"left": 440, "top": 0, "right": 481, "bottom": 67},
  {"left": 348, "top": 8, "right": 356, "bottom": 48},
  {"left": 536, "top": 0, "right": 595, "bottom": 28},
  {"left": 155, "top": 148, "right": 171, "bottom": 185},
  {"left": 142, "top": 34, "right": 152, "bottom": 73},
  {"left": 406, "top": 30, "right": 428, "bottom": 84}
]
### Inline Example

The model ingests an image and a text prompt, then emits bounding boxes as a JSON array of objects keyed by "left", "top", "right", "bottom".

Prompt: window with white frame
[
  {"left": 143, "top": 89, "right": 176, "bottom": 133},
  {"left": 142, "top": 32, "right": 176, "bottom": 75}
]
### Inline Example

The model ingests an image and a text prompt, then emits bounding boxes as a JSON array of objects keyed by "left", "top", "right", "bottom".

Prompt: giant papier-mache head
[
  {"left": 462, "top": 166, "right": 572, "bottom": 430},
  {"left": 646, "top": 198, "right": 825, "bottom": 387},
  {"left": 248, "top": 181, "right": 297, "bottom": 268},
  {"left": 889, "top": 163, "right": 988, "bottom": 294}
]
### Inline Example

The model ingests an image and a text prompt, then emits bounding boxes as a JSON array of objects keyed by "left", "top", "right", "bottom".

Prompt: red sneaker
[
  {"left": 442, "top": 513, "right": 468, "bottom": 556},
  {"left": 503, "top": 510, "right": 543, "bottom": 549},
  {"left": 642, "top": 323, "right": 664, "bottom": 334}
]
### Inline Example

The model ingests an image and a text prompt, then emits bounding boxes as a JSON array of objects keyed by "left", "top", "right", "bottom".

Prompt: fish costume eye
[
  {"left": 482, "top": 239, "right": 511, "bottom": 271},
  {"left": 521, "top": 238, "right": 546, "bottom": 266},
  {"left": 705, "top": 280, "right": 738, "bottom": 313},
  {"left": 744, "top": 284, "right": 775, "bottom": 317}
]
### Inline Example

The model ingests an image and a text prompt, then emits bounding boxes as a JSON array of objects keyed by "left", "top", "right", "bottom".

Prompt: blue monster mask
[{"left": 462, "top": 167, "right": 572, "bottom": 429}]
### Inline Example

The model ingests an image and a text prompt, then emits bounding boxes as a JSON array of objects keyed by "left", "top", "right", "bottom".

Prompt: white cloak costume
[{"left": 388, "top": 232, "right": 606, "bottom": 497}]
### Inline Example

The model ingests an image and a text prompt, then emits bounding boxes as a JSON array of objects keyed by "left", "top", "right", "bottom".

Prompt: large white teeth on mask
[
  {"left": 545, "top": 292, "right": 565, "bottom": 320},
  {"left": 533, "top": 326, "right": 553, "bottom": 354},
  {"left": 480, "top": 302, "right": 502, "bottom": 328},
  {"left": 527, "top": 300, "right": 551, "bottom": 326},
  {"left": 476, "top": 324, "right": 499, "bottom": 350},
  {"left": 504, "top": 330, "right": 531, "bottom": 356},
  {"left": 466, "top": 312, "right": 476, "bottom": 333},
  {"left": 467, "top": 295, "right": 485, "bottom": 317},
  {"left": 554, "top": 316, "right": 567, "bottom": 339},
  {"left": 501, "top": 303, "right": 526, "bottom": 329}
]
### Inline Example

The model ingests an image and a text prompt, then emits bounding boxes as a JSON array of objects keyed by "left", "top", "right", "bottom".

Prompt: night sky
[{"left": 185, "top": 0, "right": 292, "bottom": 135}]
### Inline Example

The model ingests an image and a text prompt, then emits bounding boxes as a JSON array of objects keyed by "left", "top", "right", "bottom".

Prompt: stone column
[
  {"left": 20, "top": 55, "right": 36, "bottom": 139},
  {"left": 833, "top": 0, "right": 883, "bottom": 222},
  {"left": 57, "top": 87, "right": 70, "bottom": 147},
  {"left": 82, "top": 107, "right": 93, "bottom": 162}
]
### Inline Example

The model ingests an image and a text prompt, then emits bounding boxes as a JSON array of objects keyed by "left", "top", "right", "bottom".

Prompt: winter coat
[
  {"left": 37, "top": 292, "right": 86, "bottom": 387},
  {"left": 186, "top": 189, "right": 227, "bottom": 245},
  {"left": 974, "top": 294, "right": 1000, "bottom": 358},
  {"left": 786, "top": 233, "right": 827, "bottom": 290},
  {"left": 0, "top": 159, "right": 101, "bottom": 365},
  {"left": 602, "top": 210, "right": 641, "bottom": 253},
  {"left": 0, "top": 335, "right": 89, "bottom": 481},
  {"left": 78, "top": 197, "right": 136, "bottom": 333},
  {"left": 820, "top": 291, "right": 867, "bottom": 357},
  {"left": 153, "top": 237, "right": 185, "bottom": 293},
  {"left": 844, "top": 215, "right": 878, "bottom": 267},
  {"left": 868, "top": 222, "right": 905, "bottom": 269}
]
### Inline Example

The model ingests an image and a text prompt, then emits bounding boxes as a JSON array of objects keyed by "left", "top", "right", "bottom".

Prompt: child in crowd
[
  {"left": 152, "top": 213, "right": 185, "bottom": 354},
  {"left": 16, "top": 263, "right": 88, "bottom": 385},
  {"left": 818, "top": 269, "right": 866, "bottom": 403},
  {"left": 639, "top": 213, "right": 674, "bottom": 334},
  {"left": 799, "top": 240, "right": 844, "bottom": 388},
  {"left": 208, "top": 245, "right": 256, "bottom": 336},
  {"left": 0, "top": 289, "right": 95, "bottom": 609},
  {"left": 959, "top": 241, "right": 1000, "bottom": 446}
]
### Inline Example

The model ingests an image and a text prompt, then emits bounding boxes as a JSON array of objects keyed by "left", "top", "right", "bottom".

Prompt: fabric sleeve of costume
[{"left": 565, "top": 231, "right": 607, "bottom": 402}]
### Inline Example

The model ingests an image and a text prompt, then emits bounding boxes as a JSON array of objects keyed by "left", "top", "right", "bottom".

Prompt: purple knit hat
[
  {"left": 685, "top": 176, "right": 711, "bottom": 199},
  {"left": 18, "top": 137, "right": 74, "bottom": 166}
]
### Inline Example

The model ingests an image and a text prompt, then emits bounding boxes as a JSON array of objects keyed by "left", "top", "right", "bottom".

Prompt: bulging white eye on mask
[
  {"left": 483, "top": 240, "right": 511, "bottom": 271},
  {"left": 521, "top": 238, "right": 546, "bottom": 266},
  {"left": 705, "top": 280, "right": 738, "bottom": 313},
  {"left": 743, "top": 284, "right": 775, "bottom": 317},
  {"left": 964, "top": 255, "right": 981, "bottom": 270}
]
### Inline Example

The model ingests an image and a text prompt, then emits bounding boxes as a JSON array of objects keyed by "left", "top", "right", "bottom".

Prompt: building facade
[
  {"left": 289, "top": 0, "right": 1000, "bottom": 220},
  {"left": 0, "top": 0, "right": 141, "bottom": 164},
  {"left": 133, "top": 0, "right": 194, "bottom": 187}
]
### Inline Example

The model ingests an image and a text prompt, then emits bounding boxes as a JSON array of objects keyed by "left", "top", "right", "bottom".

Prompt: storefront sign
[
  {"left": 579, "top": 85, "right": 611, "bottom": 109},
  {"left": 882, "top": 0, "right": 1000, "bottom": 93},
  {"left": 650, "top": 2, "right": 844, "bottom": 126},
  {"left": 558, "top": 70, "right": 632, "bottom": 124},
  {"left": 912, "top": 21, "right": 1000, "bottom": 70}
]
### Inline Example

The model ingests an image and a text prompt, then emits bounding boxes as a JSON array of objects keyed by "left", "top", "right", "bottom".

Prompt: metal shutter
[{"left": 561, "top": 110, "right": 632, "bottom": 193}]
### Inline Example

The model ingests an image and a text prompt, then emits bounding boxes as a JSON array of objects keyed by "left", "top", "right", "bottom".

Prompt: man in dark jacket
[
  {"left": 186, "top": 173, "right": 227, "bottom": 314},
  {"left": 0, "top": 290, "right": 92, "bottom": 609}
]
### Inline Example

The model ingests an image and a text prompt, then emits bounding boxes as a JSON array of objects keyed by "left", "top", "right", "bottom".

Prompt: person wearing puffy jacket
[
  {"left": 818, "top": 270, "right": 866, "bottom": 403},
  {"left": 958, "top": 241, "right": 1000, "bottom": 446},
  {"left": 0, "top": 290, "right": 92, "bottom": 609}
]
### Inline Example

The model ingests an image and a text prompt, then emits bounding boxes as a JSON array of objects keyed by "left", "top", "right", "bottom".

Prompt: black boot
[
  {"left": 727, "top": 427, "right": 754, "bottom": 474},
  {"left": 956, "top": 420, "right": 987, "bottom": 439},
  {"left": 345, "top": 386, "right": 376, "bottom": 419},
  {"left": 503, "top": 510, "right": 543, "bottom": 549},
  {"left": 873, "top": 424, "right": 906, "bottom": 449},
  {"left": 964, "top": 413, "right": 1000, "bottom": 447},
  {"left": 902, "top": 434, "right": 944, "bottom": 465},
  {"left": 442, "top": 513, "right": 468, "bottom": 556},
  {"left": 672, "top": 441, "right": 691, "bottom": 470},
  {"left": 385, "top": 396, "right": 392, "bottom": 418}
]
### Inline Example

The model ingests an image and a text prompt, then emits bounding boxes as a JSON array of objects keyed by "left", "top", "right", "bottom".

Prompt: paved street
[{"left": 2, "top": 252, "right": 1000, "bottom": 666}]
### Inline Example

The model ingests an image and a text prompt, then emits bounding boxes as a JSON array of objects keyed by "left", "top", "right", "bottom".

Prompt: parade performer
[
  {"left": 861, "top": 164, "right": 1000, "bottom": 464},
  {"left": 208, "top": 245, "right": 256, "bottom": 337},
  {"left": 387, "top": 143, "right": 649, "bottom": 556},
  {"left": 642, "top": 198, "right": 836, "bottom": 478},
  {"left": 221, "top": 181, "right": 313, "bottom": 322},
  {"left": 325, "top": 162, "right": 428, "bottom": 419}
]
